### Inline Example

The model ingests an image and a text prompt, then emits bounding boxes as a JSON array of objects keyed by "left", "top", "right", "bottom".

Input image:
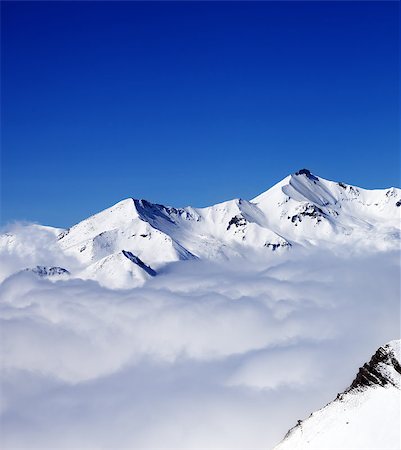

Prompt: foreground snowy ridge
[
  {"left": 273, "top": 340, "right": 401, "bottom": 450},
  {"left": 1, "top": 169, "right": 400, "bottom": 288}
]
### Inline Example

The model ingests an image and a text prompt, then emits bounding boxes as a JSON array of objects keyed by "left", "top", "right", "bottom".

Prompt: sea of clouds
[{"left": 0, "top": 225, "right": 400, "bottom": 449}]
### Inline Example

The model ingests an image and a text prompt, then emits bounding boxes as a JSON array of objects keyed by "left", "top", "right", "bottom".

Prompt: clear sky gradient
[{"left": 1, "top": 1, "right": 399, "bottom": 227}]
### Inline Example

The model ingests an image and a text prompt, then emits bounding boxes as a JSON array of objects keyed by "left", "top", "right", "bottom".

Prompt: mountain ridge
[
  {"left": 273, "top": 340, "right": 401, "bottom": 450},
  {"left": 1, "top": 169, "right": 400, "bottom": 288}
]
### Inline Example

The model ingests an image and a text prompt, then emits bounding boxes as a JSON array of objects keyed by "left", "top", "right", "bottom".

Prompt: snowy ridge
[
  {"left": 1, "top": 169, "right": 400, "bottom": 288},
  {"left": 347, "top": 340, "right": 401, "bottom": 391},
  {"left": 273, "top": 340, "right": 401, "bottom": 450}
]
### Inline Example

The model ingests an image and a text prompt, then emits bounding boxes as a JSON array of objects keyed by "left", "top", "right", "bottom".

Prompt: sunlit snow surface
[{"left": 0, "top": 171, "right": 400, "bottom": 449}]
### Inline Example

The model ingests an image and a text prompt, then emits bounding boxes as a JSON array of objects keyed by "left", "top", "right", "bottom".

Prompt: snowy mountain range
[
  {"left": 274, "top": 340, "right": 401, "bottom": 450},
  {"left": 1, "top": 169, "right": 400, "bottom": 288}
]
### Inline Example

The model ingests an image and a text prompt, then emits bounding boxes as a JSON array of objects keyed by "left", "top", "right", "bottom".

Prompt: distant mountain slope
[
  {"left": 273, "top": 340, "right": 401, "bottom": 450},
  {"left": 1, "top": 169, "right": 400, "bottom": 288}
]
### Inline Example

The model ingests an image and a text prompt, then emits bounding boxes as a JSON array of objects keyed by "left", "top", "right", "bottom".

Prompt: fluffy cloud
[
  {"left": 0, "top": 246, "right": 399, "bottom": 449},
  {"left": 0, "top": 223, "right": 80, "bottom": 282}
]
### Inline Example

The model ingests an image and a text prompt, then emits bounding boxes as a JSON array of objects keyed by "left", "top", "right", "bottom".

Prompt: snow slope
[
  {"left": 273, "top": 340, "right": 401, "bottom": 450},
  {"left": 1, "top": 169, "right": 400, "bottom": 287}
]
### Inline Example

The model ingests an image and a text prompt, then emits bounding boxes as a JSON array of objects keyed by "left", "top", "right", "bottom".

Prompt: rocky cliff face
[
  {"left": 273, "top": 340, "right": 401, "bottom": 450},
  {"left": 347, "top": 341, "right": 401, "bottom": 391}
]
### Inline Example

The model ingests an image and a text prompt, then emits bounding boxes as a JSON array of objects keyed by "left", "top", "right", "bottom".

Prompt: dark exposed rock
[
  {"left": 295, "top": 169, "right": 319, "bottom": 181},
  {"left": 347, "top": 343, "right": 401, "bottom": 391},
  {"left": 227, "top": 215, "right": 247, "bottom": 231},
  {"left": 57, "top": 229, "right": 70, "bottom": 240},
  {"left": 396, "top": 200, "right": 401, "bottom": 207},
  {"left": 264, "top": 241, "right": 292, "bottom": 251},
  {"left": 27, "top": 266, "right": 70, "bottom": 277},
  {"left": 348, "top": 186, "right": 360, "bottom": 196},
  {"left": 265, "top": 243, "right": 280, "bottom": 251},
  {"left": 290, "top": 204, "right": 325, "bottom": 224}
]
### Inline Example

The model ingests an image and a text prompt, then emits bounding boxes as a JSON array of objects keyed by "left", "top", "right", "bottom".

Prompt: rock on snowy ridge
[
  {"left": 273, "top": 340, "right": 401, "bottom": 450},
  {"left": 25, "top": 266, "right": 70, "bottom": 278}
]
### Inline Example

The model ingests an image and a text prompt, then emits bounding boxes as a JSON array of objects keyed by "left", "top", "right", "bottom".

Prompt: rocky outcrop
[
  {"left": 347, "top": 341, "right": 401, "bottom": 391},
  {"left": 26, "top": 266, "right": 70, "bottom": 277},
  {"left": 273, "top": 340, "right": 401, "bottom": 450}
]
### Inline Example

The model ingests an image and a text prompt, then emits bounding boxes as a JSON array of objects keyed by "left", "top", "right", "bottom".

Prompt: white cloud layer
[{"left": 0, "top": 242, "right": 399, "bottom": 449}]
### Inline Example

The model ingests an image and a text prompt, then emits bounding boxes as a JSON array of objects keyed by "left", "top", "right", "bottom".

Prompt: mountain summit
[
  {"left": 273, "top": 340, "right": 401, "bottom": 450},
  {"left": 1, "top": 170, "right": 400, "bottom": 288}
]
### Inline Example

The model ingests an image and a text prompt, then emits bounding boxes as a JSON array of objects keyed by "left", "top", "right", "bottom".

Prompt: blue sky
[{"left": 1, "top": 1, "right": 399, "bottom": 227}]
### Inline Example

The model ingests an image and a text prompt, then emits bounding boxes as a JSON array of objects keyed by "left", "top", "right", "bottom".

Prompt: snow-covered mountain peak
[
  {"left": 1, "top": 171, "right": 400, "bottom": 288},
  {"left": 285, "top": 169, "right": 338, "bottom": 207},
  {"left": 273, "top": 340, "right": 401, "bottom": 450},
  {"left": 253, "top": 168, "right": 401, "bottom": 211},
  {"left": 347, "top": 340, "right": 401, "bottom": 392},
  {"left": 251, "top": 169, "right": 339, "bottom": 219},
  {"left": 57, "top": 197, "right": 138, "bottom": 243},
  {"left": 250, "top": 170, "right": 400, "bottom": 248}
]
